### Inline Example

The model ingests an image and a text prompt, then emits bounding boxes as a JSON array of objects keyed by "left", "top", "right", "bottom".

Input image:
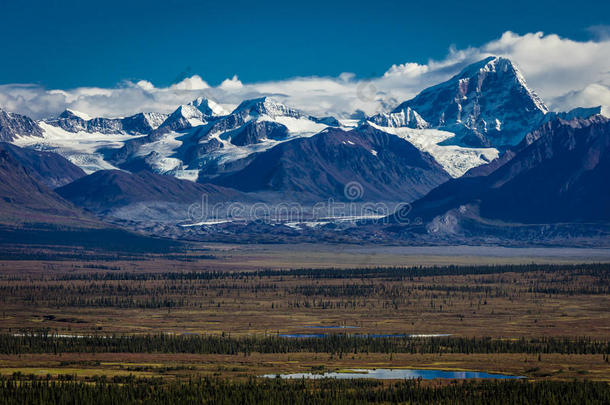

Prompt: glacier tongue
[
  {"left": 368, "top": 122, "right": 499, "bottom": 177},
  {"left": 13, "top": 122, "right": 142, "bottom": 174}
]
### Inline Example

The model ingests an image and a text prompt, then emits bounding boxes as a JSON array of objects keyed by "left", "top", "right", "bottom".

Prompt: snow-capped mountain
[
  {"left": 0, "top": 108, "right": 43, "bottom": 141},
  {"left": 2, "top": 55, "right": 610, "bottom": 241},
  {"left": 4, "top": 56, "right": 594, "bottom": 195},
  {"left": 157, "top": 97, "right": 228, "bottom": 132},
  {"left": 110, "top": 96, "right": 330, "bottom": 180},
  {"left": 189, "top": 97, "right": 228, "bottom": 117},
  {"left": 201, "top": 97, "right": 311, "bottom": 139},
  {"left": 49, "top": 109, "right": 168, "bottom": 135},
  {"left": 208, "top": 124, "right": 451, "bottom": 202},
  {"left": 368, "top": 106, "right": 428, "bottom": 129},
  {"left": 362, "top": 56, "right": 551, "bottom": 176},
  {"left": 386, "top": 56, "right": 549, "bottom": 148}
]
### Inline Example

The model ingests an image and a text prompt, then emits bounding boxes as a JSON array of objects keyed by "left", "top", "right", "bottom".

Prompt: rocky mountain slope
[
  {"left": 57, "top": 169, "right": 248, "bottom": 213},
  {"left": 0, "top": 144, "right": 92, "bottom": 226},
  {"left": 0, "top": 108, "right": 43, "bottom": 142},
  {"left": 393, "top": 114, "right": 610, "bottom": 227},
  {"left": 379, "top": 57, "right": 549, "bottom": 148},
  {"left": 0, "top": 142, "right": 85, "bottom": 188},
  {"left": 208, "top": 124, "right": 451, "bottom": 202}
]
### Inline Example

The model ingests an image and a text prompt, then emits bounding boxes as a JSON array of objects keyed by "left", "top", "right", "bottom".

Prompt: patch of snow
[
  {"left": 338, "top": 119, "right": 361, "bottom": 128},
  {"left": 181, "top": 219, "right": 233, "bottom": 227},
  {"left": 173, "top": 169, "right": 200, "bottom": 182},
  {"left": 65, "top": 108, "right": 92, "bottom": 120},
  {"left": 142, "top": 112, "right": 168, "bottom": 130},
  {"left": 263, "top": 115, "right": 327, "bottom": 135},
  {"left": 369, "top": 122, "right": 499, "bottom": 177},
  {"left": 13, "top": 122, "right": 143, "bottom": 174},
  {"left": 189, "top": 97, "right": 228, "bottom": 116},
  {"left": 188, "top": 118, "right": 205, "bottom": 127}
]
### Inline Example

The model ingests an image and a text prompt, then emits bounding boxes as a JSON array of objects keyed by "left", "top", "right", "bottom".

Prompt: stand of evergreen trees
[
  {"left": 44, "top": 263, "right": 609, "bottom": 282},
  {"left": 1, "top": 333, "right": 608, "bottom": 356},
  {"left": 0, "top": 375, "right": 608, "bottom": 405}
]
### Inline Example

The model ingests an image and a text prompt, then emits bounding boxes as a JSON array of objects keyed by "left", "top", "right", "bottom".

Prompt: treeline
[
  {"left": 44, "top": 262, "right": 610, "bottom": 282},
  {"left": 0, "top": 376, "right": 609, "bottom": 405},
  {"left": 1, "top": 333, "right": 608, "bottom": 356}
]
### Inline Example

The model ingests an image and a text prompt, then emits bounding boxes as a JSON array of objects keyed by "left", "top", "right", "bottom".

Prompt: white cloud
[
  {"left": 0, "top": 31, "right": 608, "bottom": 120},
  {"left": 552, "top": 84, "right": 610, "bottom": 116},
  {"left": 384, "top": 62, "right": 429, "bottom": 78},
  {"left": 169, "top": 75, "right": 210, "bottom": 90},
  {"left": 219, "top": 75, "right": 243, "bottom": 90},
  {"left": 136, "top": 80, "right": 155, "bottom": 91},
  {"left": 481, "top": 31, "right": 610, "bottom": 103}
]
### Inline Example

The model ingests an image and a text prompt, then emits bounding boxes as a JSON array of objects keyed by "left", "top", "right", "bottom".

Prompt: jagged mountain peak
[
  {"left": 48, "top": 109, "right": 167, "bottom": 135},
  {"left": 368, "top": 106, "right": 428, "bottom": 129},
  {"left": 159, "top": 104, "right": 209, "bottom": 131},
  {"left": 130, "top": 112, "right": 168, "bottom": 130},
  {"left": 0, "top": 108, "right": 43, "bottom": 141},
  {"left": 231, "top": 97, "right": 303, "bottom": 119},
  {"left": 390, "top": 56, "right": 549, "bottom": 147},
  {"left": 207, "top": 124, "right": 450, "bottom": 202},
  {"left": 455, "top": 56, "right": 512, "bottom": 78},
  {"left": 188, "top": 97, "right": 227, "bottom": 117},
  {"left": 59, "top": 108, "right": 93, "bottom": 121},
  {"left": 159, "top": 98, "right": 228, "bottom": 132},
  {"left": 174, "top": 104, "right": 204, "bottom": 120}
]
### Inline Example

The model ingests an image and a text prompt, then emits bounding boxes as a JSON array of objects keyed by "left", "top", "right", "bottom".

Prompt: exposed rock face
[
  {"left": 395, "top": 114, "right": 610, "bottom": 224},
  {"left": 0, "top": 109, "right": 43, "bottom": 142},
  {"left": 208, "top": 124, "right": 451, "bottom": 202},
  {"left": 390, "top": 57, "right": 549, "bottom": 147},
  {"left": 49, "top": 109, "right": 168, "bottom": 135},
  {"left": 368, "top": 106, "right": 428, "bottom": 129}
]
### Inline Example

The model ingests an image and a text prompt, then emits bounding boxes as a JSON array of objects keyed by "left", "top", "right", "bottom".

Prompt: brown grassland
[{"left": 0, "top": 243, "right": 609, "bottom": 384}]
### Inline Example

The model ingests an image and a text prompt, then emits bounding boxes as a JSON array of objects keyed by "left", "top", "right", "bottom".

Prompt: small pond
[
  {"left": 277, "top": 333, "right": 451, "bottom": 338},
  {"left": 262, "top": 368, "right": 523, "bottom": 380}
]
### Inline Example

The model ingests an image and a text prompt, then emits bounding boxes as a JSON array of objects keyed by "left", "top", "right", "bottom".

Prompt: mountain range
[{"left": 1, "top": 56, "right": 608, "bottom": 245}]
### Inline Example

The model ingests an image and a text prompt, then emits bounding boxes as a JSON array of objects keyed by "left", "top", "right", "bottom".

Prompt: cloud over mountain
[{"left": 0, "top": 31, "right": 608, "bottom": 120}]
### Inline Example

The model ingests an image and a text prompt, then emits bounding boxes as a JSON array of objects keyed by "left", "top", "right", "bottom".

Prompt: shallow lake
[
  {"left": 277, "top": 333, "right": 451, "bottom": 338},
  {"left": 262, "top": 368, "right": 523, "bottom": 380}
]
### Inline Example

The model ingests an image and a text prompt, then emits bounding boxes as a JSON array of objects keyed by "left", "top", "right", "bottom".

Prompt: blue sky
[{"left": 2, "top": 0, "right": 608, "bottom": 88}]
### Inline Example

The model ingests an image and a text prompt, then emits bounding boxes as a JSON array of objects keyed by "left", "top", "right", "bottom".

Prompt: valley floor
[{"left": 0, "top": 243, "right": 608, "bottom": 403}]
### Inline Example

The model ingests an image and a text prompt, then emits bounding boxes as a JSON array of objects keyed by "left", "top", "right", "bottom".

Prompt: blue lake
[
  {"left": 277, "top": 334, "right": 327, "bottom": 338},
  {"left": 262, "top": 368, "right": 523, "bottom": 380},
  {"left": 277, "top": 333, "right": 451, "bottom": 338}
]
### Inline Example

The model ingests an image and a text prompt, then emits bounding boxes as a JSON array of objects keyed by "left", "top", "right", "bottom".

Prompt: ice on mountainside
[
  {"left": 368, "top": 106, "right": 428, "bottom": 129},
  {"left": 388, "top": 56, "right": 549, "bottom": 148},
  {"left": 4, "top": 57, "right": 562, "bottom": 185},
  {"left": 368, "top": 122, "right": 499, "bottom": 177}
]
